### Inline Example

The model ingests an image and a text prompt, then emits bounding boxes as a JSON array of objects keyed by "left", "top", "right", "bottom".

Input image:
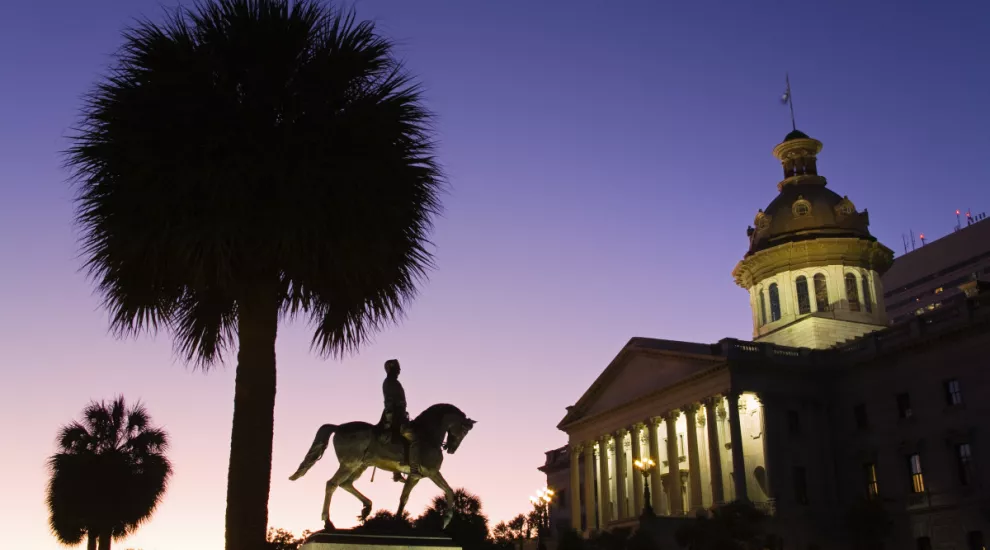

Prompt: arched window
[
  {"left": 759, "top": 289, "right": 768, "bottom": 326},
  {"left": 769, "top": 283, "right": 781, "bottom": 322},
  {"left": 861, "top": 273, "right": 873, "bottom": 313},
  {"left": 813, "top": 274, "right": 829, "bottom": 312},
  {"left": 795, "top": 276, "right": 811, "bottom": 314},
  {"left": 845, "top": 273, "right": 861, "bottom": 312}
]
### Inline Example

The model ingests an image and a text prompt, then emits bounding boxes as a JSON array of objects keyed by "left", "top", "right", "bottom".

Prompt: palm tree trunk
[
  {"left": 98, "top": 531, "right": 111, "bottom": 550},
  {"left": 87, "top": 531, "right": 97, "bottom": 550},
  {"left": 225, "top": 294, "right": 279, "bottom": 550}
]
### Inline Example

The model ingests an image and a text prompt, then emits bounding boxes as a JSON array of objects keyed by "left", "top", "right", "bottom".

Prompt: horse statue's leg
[
  {"left": 425, "top": 470, "right": 456, "bottom": 529},
  {"left": 339, "top": 466, "right": 373, "bottom": 522},
  {"left": 322, "top": 462, "right": 361, "bottom": 530},
  {"left": 396, "top": 474, "right": 422, "bottom": 517}
]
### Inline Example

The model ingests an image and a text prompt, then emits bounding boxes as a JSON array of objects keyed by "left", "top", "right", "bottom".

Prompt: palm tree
[
  {"left": 46, "top": 397, "right": 171, "bottom": 550},
  {"left": 416, "top": 489, "right": 491, "bottom": 550},
  {"left": 66, "top": 0, "right": 442, "bottom": 548}
]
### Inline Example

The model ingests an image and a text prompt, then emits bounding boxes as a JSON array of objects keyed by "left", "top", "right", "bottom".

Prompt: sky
[{"left": 2, "top": 0, "right": 989, "bottom": 548}]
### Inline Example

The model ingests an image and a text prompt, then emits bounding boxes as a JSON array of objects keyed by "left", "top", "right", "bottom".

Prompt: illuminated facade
[{"left": 540, "top": 130, "right": 990, "bottom": 550}]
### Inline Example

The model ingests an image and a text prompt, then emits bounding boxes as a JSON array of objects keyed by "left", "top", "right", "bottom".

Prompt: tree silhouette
[
  {"left": 266, "top": 527, "right": 303, "bottom": 550},
  {"left": 416, "top": 489, "right": 491, "bottom": 550},
  {"left": 66, "top": 0, "right": 442, "bottom": 548},
  {"left": 492, "top": 514, "right": 531, "bottom": 549},
  {"left": 355, "top": 509, "right": 418, "bottom": 535},
  {"left": 46, "top": 397, "right": 171, "bottom": 550}
]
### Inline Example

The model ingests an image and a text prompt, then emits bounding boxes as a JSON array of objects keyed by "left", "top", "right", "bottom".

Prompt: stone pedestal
[{"left": 300, "top": 530, "right": 460, "bottom": 550}]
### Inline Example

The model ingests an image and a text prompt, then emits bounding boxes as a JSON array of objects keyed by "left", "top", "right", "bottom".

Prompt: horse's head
[{"left": 443, "top": 415, "right": 476, "bottom": 454}]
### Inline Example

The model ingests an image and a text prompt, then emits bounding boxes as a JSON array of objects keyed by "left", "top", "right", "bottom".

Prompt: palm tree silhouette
[
  {"left": 65, "top": 1, "right": 442, "bottom": 548},
  {"left": 416, "top": 489, "right": 491, "bottom": 550},
  {"left": 46, "top": 397, "right": 171, "bottom": 550}
]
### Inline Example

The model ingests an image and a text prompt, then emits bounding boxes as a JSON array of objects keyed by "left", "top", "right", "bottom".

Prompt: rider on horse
[{"left": 381, "top": 359, "right": 419, "bottom": 481}]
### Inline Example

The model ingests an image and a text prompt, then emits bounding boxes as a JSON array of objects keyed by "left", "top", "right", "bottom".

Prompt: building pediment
[{"left": 557, "top": 337, "right": 726, "bottom": 430}]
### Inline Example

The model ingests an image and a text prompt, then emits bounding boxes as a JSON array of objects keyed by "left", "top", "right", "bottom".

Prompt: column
[
  {"left": 614, "top": 429, "right": 628, "bottom": 520},
  {"left": 570, "top": 444, "right": 582, "bottom": 531},
  {"left": 684, "top": 404, "right": 704, "bottom": 512},
  {"left": 630, "top": 424, "right": 644, "bottom": 516},
  {"left": 665, "top": 410, "right": 684, "bottom": 515},
  {"left": 597, "top": 436, "right": 612, "bottom": 524},
  {"left": 727, "top": 392, "right": 749, "bottom": 502},
  {"left": 647, "top": 418, "right": 664, "bottom": 514},
  {"left": 582, "top": 444, "right": 595, "bottom": 532},
  {"left": 705, "top": 397, "right": 725, "bottom": 505}
]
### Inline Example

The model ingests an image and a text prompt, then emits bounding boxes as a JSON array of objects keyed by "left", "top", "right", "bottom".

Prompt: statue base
[{"left": 300, "top": 530, "right": 461, "bottom": 550}]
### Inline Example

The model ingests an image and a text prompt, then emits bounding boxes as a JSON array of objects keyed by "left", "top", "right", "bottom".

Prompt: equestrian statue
[{"left": 289, "top": 359, "right": 476, "bottom": 530}]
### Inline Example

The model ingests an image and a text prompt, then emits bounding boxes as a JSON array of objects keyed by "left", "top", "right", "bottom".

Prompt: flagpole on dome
[{"left": 782, "top": 72, "right": 796, "bottom": 132}]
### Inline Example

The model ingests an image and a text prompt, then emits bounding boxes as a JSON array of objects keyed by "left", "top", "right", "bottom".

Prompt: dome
[
  {"left": 747, "top": 181, "right": 873, "bottom": 256},
  {"left": 784, "top": 129, "right": 810, "bottom": 141}
]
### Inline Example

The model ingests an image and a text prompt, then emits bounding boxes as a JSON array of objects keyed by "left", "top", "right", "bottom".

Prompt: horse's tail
[{"left": 288, "top": 424, "right": 337, "bottom": 480}]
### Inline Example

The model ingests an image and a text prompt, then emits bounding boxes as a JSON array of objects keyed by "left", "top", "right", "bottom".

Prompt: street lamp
[
  {"left": 529, "top": 487, "right": 555, "bottom": 550},
  {"left": 633, "top": 457, "right": 657, "bottom": 518}
]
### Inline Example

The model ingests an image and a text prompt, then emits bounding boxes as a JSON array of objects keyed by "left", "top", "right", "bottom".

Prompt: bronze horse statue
[{"left": 289, "top": 403, "right": 476, "bottom": 529}]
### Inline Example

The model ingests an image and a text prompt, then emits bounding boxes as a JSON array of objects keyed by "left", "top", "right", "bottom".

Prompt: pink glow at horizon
[{"left": 3, "top": 1, "right": 990, "bottom": 548}]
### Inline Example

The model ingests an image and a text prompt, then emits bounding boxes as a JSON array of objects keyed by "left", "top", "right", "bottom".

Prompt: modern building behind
[
  {"left": 882, "top": 216, "right": 990, "bottom": 324},
  {"left": 537, "top": 128, "right": 990, "bottom": 550}
]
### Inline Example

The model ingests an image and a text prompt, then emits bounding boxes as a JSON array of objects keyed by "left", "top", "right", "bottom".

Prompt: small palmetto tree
[
  {"left": 66, "top": 1, "right": 442, "bottom": 548},
  {"left": 46, "top": 397, "right": 171, "bottom": 550},
  {"left": 416, "top": 489, "right": 491, "bottom": 550}
]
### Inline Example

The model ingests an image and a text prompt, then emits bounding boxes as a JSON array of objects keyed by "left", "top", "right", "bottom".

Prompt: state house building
[{"left": 538, "top": 130, "right": 990, "bottom": 550}]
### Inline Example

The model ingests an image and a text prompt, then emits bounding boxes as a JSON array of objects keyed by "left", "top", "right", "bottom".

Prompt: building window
[
  {"left": 862, "top": 275, "right": 873, "bottom": 313},
  {"left": 813, "top": 273, "right": 829, "bottom": 312},
  {"left": 854, "top": 403, "right": 869, "bottom": 430},
  {"left": 558, "top": 489, "right": 567, "bottom": 508},
  {"left": 787, "top": 410, "right": 801, "bottom": 435},
  {"left": 845, "top": 273, "right": 861, "bottom": 312},
  {"left": 967, "top": 531, "right": 985, "bottom": 550},
  {"left": 759, "top": 290, "right": 768, "bottom": 326},
  {"left": 864, "top": 463, "right": 879, "bottom": 498},
  {"left": 908, "top": 454, "right": 925, "bottom": 493},
  {"left": 769, "top": 283, "right": 782, "bottom": 322},
  {"left": 945, "top": 379, "right": 963, "bottom": 406},
  {"left": 897, "top": 393, "right": 913, "bottom": 419},
  {"left": 917, "top": 537, "right": 933, "bottom": 550},
  {"left": 793, "top": 466, "right": 809, "bottom": 504},
  {"left": 796, "top": 276, "right": 811, "bottom": 314},
  {"left": 958, "top": 443, "right": 974, "bottom": 486}
]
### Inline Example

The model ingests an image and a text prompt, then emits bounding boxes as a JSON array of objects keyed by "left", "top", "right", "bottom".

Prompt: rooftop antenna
[
  {"left": 920, "top": 233, "right": 926, "bottom": 246},
  {"left": 910, "top": 230, "right": 916, "bottom": 251},
  {"left": 902, "top": 233, "right": 909, "bottom": 254},
  {"left": 956, "top": 209, "right": 962, "bottom": 232},
  {"left": 781, "top": 73, "right": 797, "bottom": 132}
]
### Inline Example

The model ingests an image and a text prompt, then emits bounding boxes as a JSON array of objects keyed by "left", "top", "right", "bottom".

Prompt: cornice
[
  {"left": 732, "top": 237, "right": 894, "bottom": 288},
  {"left": 559, "top": 362, "right": 730, "bottom": 434}
]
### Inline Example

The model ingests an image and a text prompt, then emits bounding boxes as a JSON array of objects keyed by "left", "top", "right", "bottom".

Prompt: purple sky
[{"left": 3, "top": 1, "right": 989, "bottom": 548}]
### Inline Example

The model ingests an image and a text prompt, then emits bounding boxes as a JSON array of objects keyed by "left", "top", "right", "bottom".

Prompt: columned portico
[{"left": 564, "top": 390, "right": 770, "bottom": 528}]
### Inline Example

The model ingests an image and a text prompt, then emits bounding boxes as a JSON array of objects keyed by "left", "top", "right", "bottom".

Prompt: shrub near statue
[{"left": 289, "top": 359, "right": 476, "bottom": 533}]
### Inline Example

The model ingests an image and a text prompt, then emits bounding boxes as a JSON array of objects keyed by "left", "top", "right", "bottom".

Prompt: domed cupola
[{"left": 732, "top": 130, "right": 894, "bottom": 349}]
